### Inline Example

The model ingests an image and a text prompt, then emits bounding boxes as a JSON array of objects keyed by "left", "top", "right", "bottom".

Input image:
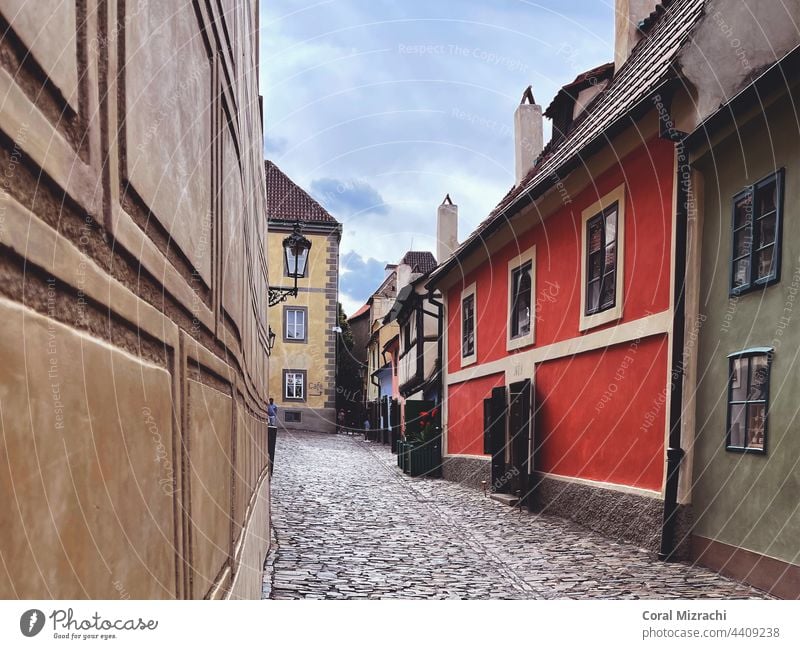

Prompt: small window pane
[
  {"left": 732, "top": 258, "right": 749, "bottom": 288},
  {"left": 749, "top": 356, "right": 769, "bottom": 400},
  {"left": 587, "top": 280, "right": 600, "bottom": 313},
  {"left": 758, "top": 213, "right": 776, "bottom": 247},
  {"left": 733, "top": 229, "right": 752, "bottom": 258},
  {"left": 756, "top": 180, "right": 777, "bottom": 215},
  {"left": 731, "top": 357, "right": 748, "bottom": 401},
  {"left": 605, "top": 210, "right": 617, "bottom": 242},
  {"left": 729, "top": 403, "right": 746, "bottom": 447},
  {"left": 755, "top": 245, "right": 774, "bottom": 281},
  {"left": 589, "top": 252, "right": 602, "bottom": 280},
  {"left": 511, "top": 262, "right": 532, "bottom": 338},
  {"left": 600, "top": 272, "right": 615, "bottom": 309},
  {"left": 604, "top": 242, "right": 617, "bottom": 272},
  {"left": 747, "top": 403, "right": 766, "bottom": 449},
  {"left": 733, "top": 193, "right": 753, "bottom": 228},
  {"left": 589, "top": 219, "right": 603, "bottom": 253}
]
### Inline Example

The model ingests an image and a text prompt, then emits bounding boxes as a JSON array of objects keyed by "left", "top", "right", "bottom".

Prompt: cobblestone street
[{"left": 264, "top": 432, "right": 769, "bottom": 600}]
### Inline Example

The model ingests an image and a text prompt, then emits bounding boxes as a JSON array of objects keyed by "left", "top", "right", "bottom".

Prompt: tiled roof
[
  {"left": 401, "top": 250, "right": 437, "bottom": 275},
  {"left": 428, "top": 0, "right": 705, "bottom": 286},
  {"left": 265, "top": 160, "right": 338, "bottom": 224},
  {"left": 347, "top": 303, "right": 370, "bottom": 321}
]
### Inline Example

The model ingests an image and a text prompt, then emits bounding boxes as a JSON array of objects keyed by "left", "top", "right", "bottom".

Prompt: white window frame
[
  {"left": 579, "top": 183, "right": 626, "bottom": 332},
  {"left": 283, "top": 370, "right": 306, "bottom": 401},
  {"left": 460, "top": 282, "right": 477, "bottom": 367},
  {"left": 285, "top": 307, "right": 306, "bottom": 342},
  {"left": 507, "top": 245, "right": 536, "bottom": 351}
]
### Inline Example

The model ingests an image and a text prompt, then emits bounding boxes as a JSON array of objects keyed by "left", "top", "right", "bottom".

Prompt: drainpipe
[
  {"left": 425, "top": 291, "right": 444, "bottom": 397},
  {"left": 658, "top": 92, "right": 688, "bottom": 561}
]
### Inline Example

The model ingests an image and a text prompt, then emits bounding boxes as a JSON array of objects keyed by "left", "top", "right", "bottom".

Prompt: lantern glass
[{"left": 283, "top": 228, "right": 311, "bottom": 279}]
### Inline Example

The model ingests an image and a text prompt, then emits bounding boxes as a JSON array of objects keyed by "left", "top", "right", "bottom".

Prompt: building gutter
[{"left": 657, "top": 89, "right": 688, "bottom": 561}]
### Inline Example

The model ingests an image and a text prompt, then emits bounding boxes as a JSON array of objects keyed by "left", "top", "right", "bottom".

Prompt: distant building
[{"left": 265, "top": 161, "right": 342, "bottom": 433}]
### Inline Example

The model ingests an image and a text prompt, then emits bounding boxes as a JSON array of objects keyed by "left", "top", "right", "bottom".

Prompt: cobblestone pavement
[{"left": 264, "top": 432, "right": 769, "bottom": 600}]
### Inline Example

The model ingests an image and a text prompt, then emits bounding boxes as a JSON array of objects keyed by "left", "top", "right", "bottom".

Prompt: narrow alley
[{"left": 265, "top": 433, "right": 769, "bottom": 600}]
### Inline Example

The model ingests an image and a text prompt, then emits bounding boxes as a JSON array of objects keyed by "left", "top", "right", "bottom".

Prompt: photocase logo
[{"left": 20, "top": 609, "right": 45, "bottom": 637}]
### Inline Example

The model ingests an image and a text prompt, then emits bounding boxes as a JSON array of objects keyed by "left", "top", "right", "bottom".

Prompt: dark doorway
[
  {"left": 483, "top": 386, "right": 507, "bottom": 491},
  {"left": 508, "top": 379, "right": 532, "bottom": 501}
]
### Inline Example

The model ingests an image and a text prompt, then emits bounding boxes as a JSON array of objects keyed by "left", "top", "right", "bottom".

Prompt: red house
[{"left": 427, "top": 0, "right": 705, "bottom": 555}]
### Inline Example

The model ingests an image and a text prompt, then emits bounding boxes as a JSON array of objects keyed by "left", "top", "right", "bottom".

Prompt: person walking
[{"left": 267, "top": 398, "right": 278, "bottom": 426}]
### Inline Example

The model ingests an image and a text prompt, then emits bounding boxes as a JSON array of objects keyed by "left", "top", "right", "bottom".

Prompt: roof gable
[{"left": 265, "top": 160, "right": 338, "bottom": 224}]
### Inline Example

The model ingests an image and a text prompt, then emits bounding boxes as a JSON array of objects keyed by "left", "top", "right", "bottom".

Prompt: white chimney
[
  {"left": 614, "top": 0, "right": 659, "bottom": 73},
  {"left": 437, "top": 194, "right": 458, "bottom": 264},
  {"left": 396, "top": 263, "right": 413, "bottom": 291},
  {"left": 514, "top": 86, "right": 543, "bottom": 186}
]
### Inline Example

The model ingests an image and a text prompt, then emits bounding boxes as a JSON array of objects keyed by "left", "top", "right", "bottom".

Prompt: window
[
  {"left": 460, "top": 282, "right": 476, "bottom": 366},
  {"left": 511, "top": 262, "right": 532, "bottom": 337},
  {"left": 283, "top": 370, "right": 306, "bottom": 401},
  {"left": 727, "top": 348, "right": 772, "bottom": 454},
  {"left": 730, "top": 169, "right": 784, "bottom": 294},
  {"left": 507, "top": 246, "right": 536, "bottom": 351},
  {"left": 285, "top": 411, "right": 301, "bottom": 423},
  {"left": 580, "top": 184, "right": 625, "bottom": 331},
  {"left": 586, "top": 205, "right": 618, "bottom": 314},
  {"left": 284, "top": 307, "right": 307, "bottom": 342}
]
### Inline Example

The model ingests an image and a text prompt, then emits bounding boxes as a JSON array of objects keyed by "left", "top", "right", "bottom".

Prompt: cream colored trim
[
  {"left": 535, "top": 471, "right": 662, "bottom": 500},
  {"left": 460, "top": 282, "right": 477, "bottom": 368},
  {"left": 506, "top": 245, "right": 536, "bottom": 352},
  {"left": 448, "top": 309, "right": 671, "bottom": 385},
  {"left": 677, "top": 169, "right": 705, "bottom": 506},
  {"left": 443, "top": 453, "right": 490, "bottom": 460},
  {"left": 579, "top": 183, "right": 626, "bottom": 332}
]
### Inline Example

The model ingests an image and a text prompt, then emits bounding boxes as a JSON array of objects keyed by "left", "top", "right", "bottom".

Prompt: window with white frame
[
  {"left": 283, "top": 370, "right": 306, "bottom": 401},
  {"left": 285, "top": 307, "right": 307, "bottom": 342},
  {"left": 460, "top": 283, "right": 477, "bottom": 366},
  {"left": 580, "top": 184, "right": 625, "bottom": 331},
  {"left": 507, "top": 245, "right": 535, "bottom": 351}
]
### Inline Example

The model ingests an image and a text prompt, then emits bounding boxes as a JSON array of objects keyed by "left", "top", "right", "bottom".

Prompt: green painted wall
[{"left": 692, "top": 83, "right": 800, "bottom": 566}]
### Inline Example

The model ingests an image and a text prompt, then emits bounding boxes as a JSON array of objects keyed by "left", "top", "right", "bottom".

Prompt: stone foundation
[
  {"left": 278, "top": 407, "right": 336, "bottom": 434},
  {"left": 529, "top": 474, "right": 691, "bottom": 557},
  {"left": 441, "top": 455, "right": 491, "bottom": 490}
]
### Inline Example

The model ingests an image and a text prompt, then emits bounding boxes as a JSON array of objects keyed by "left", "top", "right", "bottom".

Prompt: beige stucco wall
[
  {"left": 0, "top": 0, "right": 270, "bottom": 599},
  {"left": 267, "top": 228, "right": 339, "bottom": 432}
]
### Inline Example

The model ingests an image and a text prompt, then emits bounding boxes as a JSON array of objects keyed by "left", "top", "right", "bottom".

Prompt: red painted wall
[
  {"left": 446, "top": 135, "right": 674, "bottom": 368},
  {"left": 446, "top": 373, "right": 505, "bottom": 456},
  {"left": 534, "top": 335, "right": 668, "bottom": 491}
]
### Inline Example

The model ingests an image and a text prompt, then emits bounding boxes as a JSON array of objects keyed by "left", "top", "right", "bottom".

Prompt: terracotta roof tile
[
  {"left": 401, "top": 250, "right": 437, "bottom": 275},
  {"left": 265, "top": 160, "right": 338, "bottom": 224}
]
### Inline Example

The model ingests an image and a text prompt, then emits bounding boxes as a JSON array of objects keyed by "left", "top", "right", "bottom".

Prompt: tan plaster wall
[
  {"left": 267, "top": 229, "right": 339, "bottom": 432},
  {"left": 0, "top": 0, "right": 270, "bottom": 598}
]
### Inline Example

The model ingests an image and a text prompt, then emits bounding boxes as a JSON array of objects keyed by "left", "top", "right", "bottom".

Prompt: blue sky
[{"left": 259, "top": 0, "right": 614, "bottom": 316}]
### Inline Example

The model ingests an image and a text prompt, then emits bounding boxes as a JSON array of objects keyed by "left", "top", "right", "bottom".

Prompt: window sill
[
  {"left": 726, "top": 445, "right": 766, "bottom": 455},
  {"left": 579, "top": 303, "right": 623, "bottom": 332},
  {"left": 507, "top": 332, "right": 534, "bottom": 352},
  {"left": 729, "top": 275, "right": 780, "bottom": 298},
  {"left": 460, "top": 353, "right": 477, "bottom": 368}
]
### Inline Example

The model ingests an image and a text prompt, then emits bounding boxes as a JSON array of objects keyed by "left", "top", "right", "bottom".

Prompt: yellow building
[{"left": 266, "top": 161, "right": 341, "bottom": 433}]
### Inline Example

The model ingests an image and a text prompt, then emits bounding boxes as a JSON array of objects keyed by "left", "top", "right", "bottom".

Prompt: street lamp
[
  {"left": 269, "top": 221, "right": 312, "bottom": 307},
  {"left": 267, "top": 326, "right": 277, "bottom": 353}
]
